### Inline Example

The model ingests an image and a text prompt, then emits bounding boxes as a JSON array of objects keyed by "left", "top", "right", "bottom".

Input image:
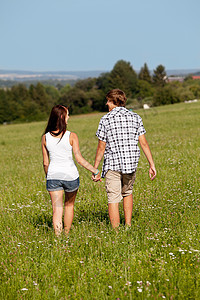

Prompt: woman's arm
[
  {"left": 70, "top": 132, "right": 98, "bottom": 175},
  {"left": 41, "top": 135, "right": 49, "bottom": 176}
]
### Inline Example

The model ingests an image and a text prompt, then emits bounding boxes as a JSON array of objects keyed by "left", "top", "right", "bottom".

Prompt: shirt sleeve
[
  {"left": 96, "top": 118, "right": 107, "bottom": 142},
  {"left": 138, "top": 116, "right": 146, "bottom": 136}
]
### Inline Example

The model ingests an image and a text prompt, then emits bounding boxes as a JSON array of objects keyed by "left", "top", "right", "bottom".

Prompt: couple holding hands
[{"left": 42, "top": 89, "right": 156, "bottom": 235}]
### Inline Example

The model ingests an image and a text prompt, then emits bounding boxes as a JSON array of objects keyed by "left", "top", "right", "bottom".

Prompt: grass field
[{"left": 0, "top": 102, "right": 200, "bottom": 299}]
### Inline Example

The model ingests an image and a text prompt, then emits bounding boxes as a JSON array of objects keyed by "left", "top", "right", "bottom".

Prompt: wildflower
[
  {"left": 108, "top": 285, "right": 112, "bottom": 289},
  {"left": 21, "top": 288, "right": 28, "bottom": 291},
  {"left": 137, "top": 288, "right": 142, "bottom": 292}
]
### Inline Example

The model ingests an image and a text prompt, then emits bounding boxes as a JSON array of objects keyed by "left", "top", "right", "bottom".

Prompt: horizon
[
  {"left": 0, "top": 67, "right": 200, "bottom": 82},
  {"left": 1, "top": 67, "right": 200, "bottom": 73}
]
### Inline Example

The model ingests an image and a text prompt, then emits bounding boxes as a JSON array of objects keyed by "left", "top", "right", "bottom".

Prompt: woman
[{"left": 41, "top": 105, "right": 99, "bottom": 235}]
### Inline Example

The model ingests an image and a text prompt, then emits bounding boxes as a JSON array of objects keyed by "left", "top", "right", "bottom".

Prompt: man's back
[{"left": 96, "top": 107, "right": 146, "bottom": 177}]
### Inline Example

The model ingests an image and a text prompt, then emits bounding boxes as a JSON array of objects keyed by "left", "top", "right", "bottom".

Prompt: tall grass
[{"left": 0, "top": 102, "right": 200, "bottom": 299}]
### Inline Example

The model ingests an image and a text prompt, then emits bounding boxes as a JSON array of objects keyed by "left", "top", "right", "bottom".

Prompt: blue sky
[{"left": 0, "top": 0, "right": 200, "bottom": 72}]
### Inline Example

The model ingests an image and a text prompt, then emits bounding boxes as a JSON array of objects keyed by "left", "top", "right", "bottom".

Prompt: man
[{"left": 92, "top": 89, "right": 156, "bottom": 228}]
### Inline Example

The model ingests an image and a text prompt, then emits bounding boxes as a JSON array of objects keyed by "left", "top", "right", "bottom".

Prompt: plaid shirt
[{"left": 96, "top": 107, "right": 146, "bottom": 178}]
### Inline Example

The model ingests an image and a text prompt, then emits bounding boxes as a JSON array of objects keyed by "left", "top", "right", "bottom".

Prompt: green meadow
[{"left": 0, "top": 102, "right": 200, "bottom": 299}]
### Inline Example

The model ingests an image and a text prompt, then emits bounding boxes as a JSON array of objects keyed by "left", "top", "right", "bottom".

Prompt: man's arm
[
  {"left": 139, "top": 134, "right": 156, "bottom": 181},
  {"left": 92, "top": 139, "right": 106, "bottom": 181}
]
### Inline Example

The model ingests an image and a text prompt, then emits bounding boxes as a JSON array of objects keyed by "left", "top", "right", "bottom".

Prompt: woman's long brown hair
[{"left": 44, "top": 105, "right": 68, "bottom": 138}]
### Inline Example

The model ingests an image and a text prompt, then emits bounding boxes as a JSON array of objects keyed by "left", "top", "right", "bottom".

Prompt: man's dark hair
[{"left": 106, "top": 89, "right": 127, "bottom": 107}]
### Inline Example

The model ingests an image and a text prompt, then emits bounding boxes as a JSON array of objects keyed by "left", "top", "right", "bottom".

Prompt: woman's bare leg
[
  {"left": 64, "top": 190, "right": 77, "bottom": 235},
  {"left": 49, "top": 190, "right": 64, "bottom": 236}
]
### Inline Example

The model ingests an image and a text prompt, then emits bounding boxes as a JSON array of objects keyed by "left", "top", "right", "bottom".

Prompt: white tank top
[{"left": 45, "top": 131, "right": 79, "bottom": 181}]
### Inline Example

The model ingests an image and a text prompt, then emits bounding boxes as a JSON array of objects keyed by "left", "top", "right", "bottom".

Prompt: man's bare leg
[
  {"left": 108, "top": 203, "right": 120, "bottom": 228},
  {"left": 123, "top": 194, "right": 133, "bottom": 226}
]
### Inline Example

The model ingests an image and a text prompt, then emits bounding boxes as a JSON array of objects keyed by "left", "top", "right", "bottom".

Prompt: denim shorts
[{"left": 46, "top": 177, "right": 79, "bottom": 192}]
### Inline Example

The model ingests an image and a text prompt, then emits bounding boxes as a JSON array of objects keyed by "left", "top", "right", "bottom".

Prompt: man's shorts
[
  {"left": 105, "top": 170, "right": 136, "bottom": 204},
  {"left": 46, "top": 177, "right": 79, "bottom": 192}
]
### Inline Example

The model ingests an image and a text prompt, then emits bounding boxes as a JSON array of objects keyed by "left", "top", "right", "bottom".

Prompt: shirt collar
[{"left": 109, "top": 106, "right": 126, "bottom": 116}]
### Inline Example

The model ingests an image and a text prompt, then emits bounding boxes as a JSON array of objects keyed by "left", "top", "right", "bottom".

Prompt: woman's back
[{"left": 45, "top": 131, "right": 79, "bottom": 181}]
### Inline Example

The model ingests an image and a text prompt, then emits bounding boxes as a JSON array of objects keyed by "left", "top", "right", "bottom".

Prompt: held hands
[
  {"left": 92, "top": 169, "right": 102, "bottom": 182},
  {"left": 149, "top": 165, "right": 157, "bottom": 181},
  {"left": 92, "top": 165, "right": 157, "bottom": 182}
]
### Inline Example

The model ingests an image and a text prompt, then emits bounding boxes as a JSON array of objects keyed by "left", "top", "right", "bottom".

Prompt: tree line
[{"left": 0, "top": 60, "right": 200, "bottom": 124}]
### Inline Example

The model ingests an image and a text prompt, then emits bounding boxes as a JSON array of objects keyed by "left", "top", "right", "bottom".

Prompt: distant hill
[
  {"left": 0, "top": 68, "right": 200, "bottom": 88},
  {"left": 0, "top": 70, "right": 105, "bottom": 82},
  {"left": 165, "top": 69, "right": 200, "bottom": 76},
  {"left": 193, "top": 71, "right": 200, "bottom": 76},
  {"left": 0, "top": 70, "right": 107, "bottom": 88}
]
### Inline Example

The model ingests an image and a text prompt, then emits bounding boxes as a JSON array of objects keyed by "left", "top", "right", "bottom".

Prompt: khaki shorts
[{"left": 105, "top": 170, "right": 136, "bottom": 204}]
